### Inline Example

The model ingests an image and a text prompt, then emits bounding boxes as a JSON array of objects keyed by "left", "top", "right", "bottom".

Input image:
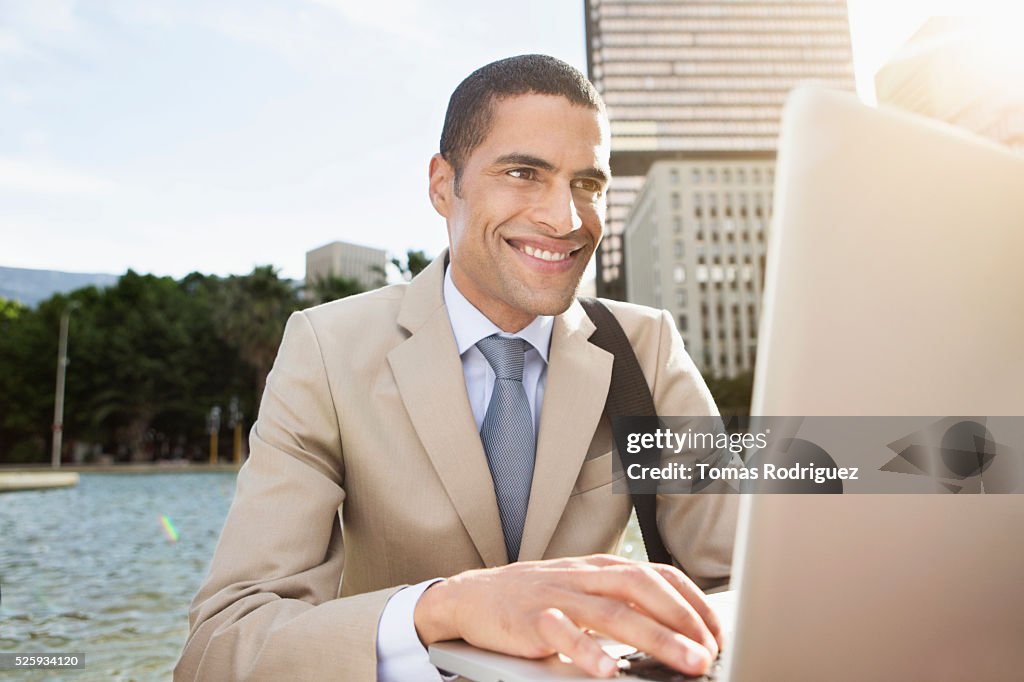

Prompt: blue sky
[{"left": 1, "top": 0, "right": 1012, "bottom": 280}]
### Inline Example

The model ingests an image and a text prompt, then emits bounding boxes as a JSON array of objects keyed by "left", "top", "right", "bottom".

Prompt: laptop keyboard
[{"left": 619, "top": 652, "right": 722, "bottom": 681}]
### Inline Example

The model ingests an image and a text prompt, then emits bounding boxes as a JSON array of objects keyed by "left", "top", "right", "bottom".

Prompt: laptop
[{"left": 430, "top": 87, "right": 1024, "bottom": 681}]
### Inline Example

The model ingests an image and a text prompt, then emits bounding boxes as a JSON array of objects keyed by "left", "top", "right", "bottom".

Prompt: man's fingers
[
  {"left": 561, "top": 594, "right": 712, "bottom": 677},
  {"left": 574, "top": 564, "right": 718, "bottom": 660},
  {"left": 533, "top": 608, "right": 619, "bottom": 679},
  {"left": 648, "top": 564, "right": 725, "bottom": 651}
]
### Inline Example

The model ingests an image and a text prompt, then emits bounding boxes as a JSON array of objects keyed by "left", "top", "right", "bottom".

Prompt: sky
[{"left": 1, "top": 0, "right": 1020, "bottom": 281}]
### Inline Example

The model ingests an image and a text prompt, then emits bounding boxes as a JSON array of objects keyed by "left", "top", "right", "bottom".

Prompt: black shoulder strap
[{"left": 578, "top": 297, "right": 672, "bottom": 565}]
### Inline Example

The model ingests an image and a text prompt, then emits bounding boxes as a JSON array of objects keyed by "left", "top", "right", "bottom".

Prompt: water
[
  {"left": 0, "top": 473, "right": 236, "bottom": 681},
  {"left": 0, "top": 473, "right": 645, "bottom": 681}
]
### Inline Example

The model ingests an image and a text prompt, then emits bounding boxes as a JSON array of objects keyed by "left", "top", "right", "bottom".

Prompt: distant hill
[{"left": 0, "top": 266, "right": 120, "bottom": 308}]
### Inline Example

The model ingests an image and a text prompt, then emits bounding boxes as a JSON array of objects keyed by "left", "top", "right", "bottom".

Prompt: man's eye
[
  {"left": 507, "top": 168, "right": 537, "bottom": 181},
  {"left": 572, "top": 178, "right": 603, "bottom": 195}
]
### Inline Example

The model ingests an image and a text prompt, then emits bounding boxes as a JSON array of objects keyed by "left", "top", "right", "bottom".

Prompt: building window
[
  {"left": 677, "top": 290, "right": 687, "bottom": 307},
  {"left": 678, "top": 314, "right": 688, "bottom": 332},
  {"left": 708, "top": 168, "right": 717, "bottom": 183},
  {"left": 669, "top": 168, "right": 679, "bottom": 185},
  {"left": 674, "top": 240, "right": 684, "bottom": 258},
  {"left": 673, "top": 265, "right": 686, "bottom": 283},
  {"left": 673, "top": 217, "right": 682, "bottom": 234},
  {"left": 671, "top": 193, "right": 680, "bottom": 210},
  {"left": 723, "top": 168, "right": 732, "bottom": 184},
  {"left": 692, "top": 168, "right": 701, "bottom": 184}
]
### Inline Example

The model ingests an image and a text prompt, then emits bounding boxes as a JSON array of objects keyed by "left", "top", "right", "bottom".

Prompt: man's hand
[{"left": 413, "top": 554, "right": 723, "bottom": 679}]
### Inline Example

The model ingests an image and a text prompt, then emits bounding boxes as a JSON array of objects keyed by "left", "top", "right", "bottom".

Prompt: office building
[
  {"left": 624, "top": 159, "right": 775, "bottom": 378},
  {"left": 875, "top": 17, "right": 1024, "bottom": 152},
  {"left": 305, "top": 240, "right": 387, "bottom": 291},
  {"left": 584, "top": 0, "right": 857, "bottom": 300}
]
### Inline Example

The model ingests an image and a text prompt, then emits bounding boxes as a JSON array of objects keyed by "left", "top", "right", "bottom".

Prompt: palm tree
[{"left": 215, "top": 266, "right": 300, "bottom": 410}]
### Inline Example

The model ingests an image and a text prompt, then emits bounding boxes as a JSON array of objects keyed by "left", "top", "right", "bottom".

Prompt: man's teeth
[{"left": 521, "top": 244, "right": 569, "bottom": 262}]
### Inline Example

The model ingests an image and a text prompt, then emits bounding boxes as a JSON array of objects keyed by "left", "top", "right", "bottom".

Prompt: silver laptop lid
[{"left": 731, "top": 87, "right": 1024, "bottom": 682}]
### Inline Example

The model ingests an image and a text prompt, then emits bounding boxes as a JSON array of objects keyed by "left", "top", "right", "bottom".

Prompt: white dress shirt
[{"left": 376, "top": 266, "right": 554, "bottom": 681}]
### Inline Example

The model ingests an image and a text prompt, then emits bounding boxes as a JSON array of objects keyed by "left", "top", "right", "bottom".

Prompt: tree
[
  {"left": 704, "top": 371, "right": 755, "bottom": 416},
  {"left": 0, "top": 296, "right": 25, "bottom": 322},
  {"left": 304, "top": 274, "right": 364, "bottom": 305},
  {"left": 0, "top": 296, "right": 57, "bottom": 461},
  {"left": 214, "top": 266, "right": 300, "bottom": 411},
  {"left": 391, "top": 249, "right": 432, "bottom": 281}
]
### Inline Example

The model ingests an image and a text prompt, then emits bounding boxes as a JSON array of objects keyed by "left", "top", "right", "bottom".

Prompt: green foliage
[
  {"left": 0, "top": 266, "right": 300, "bottom": 463},
  {"left": 391, "top": 249, "right": 432, "bottom": 281},
  {"left": 213, "top": 266, "right": 301, "bottom": 412},
  {"left": 704, "top": 371, "right": 755, "bottom": 417},
  {"left": 305, "top": 274, "right": 364, "bottom": 305},
  {"left": 0, "top": 296, "right": 26, "bottom": 322}
]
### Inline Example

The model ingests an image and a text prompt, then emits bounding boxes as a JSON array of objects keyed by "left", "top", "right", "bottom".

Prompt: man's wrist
[{"left": 413, "top": 577, "right": 458, "bottom": 646}]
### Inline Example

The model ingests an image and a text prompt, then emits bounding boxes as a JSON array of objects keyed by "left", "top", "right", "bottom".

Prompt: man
[{"left": 176, "top": 55, "right": 737, "bottom": 682}]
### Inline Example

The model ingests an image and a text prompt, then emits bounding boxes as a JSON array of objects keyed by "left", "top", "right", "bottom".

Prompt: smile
[
  {"left": 519, "top": 244, "right": 570, "bottom": 262},
  {"left": 506, "top": 239, "right": 584, "bottom": 264}
]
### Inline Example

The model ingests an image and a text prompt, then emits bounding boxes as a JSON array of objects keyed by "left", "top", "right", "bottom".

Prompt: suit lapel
[
  {"left": 518, "top": 301, "right": 614, "bottom": 561},
  {"left": 387, "top": 255, "right": 509, "bottom": 567}
]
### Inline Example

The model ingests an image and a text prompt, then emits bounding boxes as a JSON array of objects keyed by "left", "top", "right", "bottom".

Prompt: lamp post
[
  {"left": 228, "top": 396, "right": 244, "bottom": 464},
  {"left": 207, "top": 405, "right": 221, "bottom": 464},
  {"left": 51, "top": 302, "right": 79, "bottom": 468}
]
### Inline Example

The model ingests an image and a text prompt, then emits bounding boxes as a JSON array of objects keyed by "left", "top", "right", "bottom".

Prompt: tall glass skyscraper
[{"left": 585, "top": 0, "right": 857, "bottom": 301}]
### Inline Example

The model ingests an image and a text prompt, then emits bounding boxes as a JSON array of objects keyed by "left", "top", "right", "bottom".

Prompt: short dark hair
[{"left": 440, "top": 54, "right": 605, "bottom": 193}]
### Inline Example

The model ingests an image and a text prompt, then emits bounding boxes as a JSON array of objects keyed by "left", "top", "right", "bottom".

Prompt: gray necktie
[{"left": 476, "top": 334, "right": 536, "bottom": 563}]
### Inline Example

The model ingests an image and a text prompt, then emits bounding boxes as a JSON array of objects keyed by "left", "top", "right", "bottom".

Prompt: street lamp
[
  {"left": 51, "top": 301, "right": 80, "bottom": 468},
  {"left": 207, "top": 405, "right": 221, "bottom": 464},
  {"left": 228, "top": 396, "right": 244, "bottom": 464}
]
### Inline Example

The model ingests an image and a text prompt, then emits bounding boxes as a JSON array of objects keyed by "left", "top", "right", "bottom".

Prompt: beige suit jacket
[{"left": 175, "top": 254, "right": 738, "bottom": 681}]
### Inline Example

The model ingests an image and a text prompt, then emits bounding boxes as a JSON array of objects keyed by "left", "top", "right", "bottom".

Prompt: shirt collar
[{"left": 443, "top": 266, "right": 552, "bottom": 362}]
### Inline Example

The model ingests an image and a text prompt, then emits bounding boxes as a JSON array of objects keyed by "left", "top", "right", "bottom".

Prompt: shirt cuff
[{"left": 376, "top": 578, "right": 454, "bottom": 682}]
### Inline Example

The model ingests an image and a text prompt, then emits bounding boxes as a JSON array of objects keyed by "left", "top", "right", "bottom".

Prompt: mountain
[{"left": 0, "top": 266, "right": 120, "bottom": 308}]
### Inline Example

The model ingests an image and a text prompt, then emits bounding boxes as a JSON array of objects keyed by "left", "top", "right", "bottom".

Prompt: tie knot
[{"left": 476, "top": 335, "right": 528, "bottom": 381}]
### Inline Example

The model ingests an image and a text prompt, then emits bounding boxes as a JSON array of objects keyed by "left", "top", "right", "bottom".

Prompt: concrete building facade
[
  {"left": 624, "top": 159, "right": 775, "bottom": 378},
  {"left": 305, "top": 241, "right": 387, "bottom": 291},
  {"left": 584, "top": 0, "right": 856, "bottom": 301}
]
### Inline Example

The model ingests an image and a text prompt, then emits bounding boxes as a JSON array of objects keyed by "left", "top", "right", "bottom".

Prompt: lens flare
[{"left": 160, "top": 514, "right": 179, "bottom": 543}]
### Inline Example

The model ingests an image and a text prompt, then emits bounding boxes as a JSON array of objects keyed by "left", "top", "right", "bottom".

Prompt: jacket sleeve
[
  {"left": 649, "top": 309, "right": 739, "bottom": 592},
  {"left": 175, "top": 311, "right": 402, "bottom": 681}
]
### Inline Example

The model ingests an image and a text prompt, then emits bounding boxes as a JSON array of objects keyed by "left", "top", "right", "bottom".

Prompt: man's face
[{"left": 430, "top": 93, "right": 611, "bottom": 332}]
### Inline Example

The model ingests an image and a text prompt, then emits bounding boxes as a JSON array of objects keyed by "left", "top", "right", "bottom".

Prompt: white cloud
[{"left": 0, "top": 158, "right": 118, "bottom": 196}]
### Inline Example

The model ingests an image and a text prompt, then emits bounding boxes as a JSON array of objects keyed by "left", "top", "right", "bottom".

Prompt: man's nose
[{"left": 535, "top": 183, "right": 583, "bottom": 235}]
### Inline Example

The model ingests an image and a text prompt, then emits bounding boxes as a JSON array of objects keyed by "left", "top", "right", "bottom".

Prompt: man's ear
[{"left": 428, "top": 153, "right": 454, "bottom": 218}]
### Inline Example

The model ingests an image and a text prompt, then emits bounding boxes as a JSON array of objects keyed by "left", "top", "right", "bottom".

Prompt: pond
[
  {"left": 0, "top": 472, "right": 644, "bottom": 680},
  {"left": 0, "top": 473, "right": 235, "bottom": 681}
]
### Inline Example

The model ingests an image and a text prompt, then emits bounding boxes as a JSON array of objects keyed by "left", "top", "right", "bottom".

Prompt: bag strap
[{"left": 578, "top": 297, "right": 672, "bottom": 565}]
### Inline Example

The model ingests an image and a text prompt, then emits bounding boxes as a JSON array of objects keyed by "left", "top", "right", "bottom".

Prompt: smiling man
[{"left": 177, "top": 55, "right": 737, "bottom": 682}]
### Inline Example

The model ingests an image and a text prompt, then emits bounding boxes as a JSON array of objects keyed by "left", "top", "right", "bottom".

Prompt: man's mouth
[{"left": 507, "top": 239, "right": 584, "bottom": 264}]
